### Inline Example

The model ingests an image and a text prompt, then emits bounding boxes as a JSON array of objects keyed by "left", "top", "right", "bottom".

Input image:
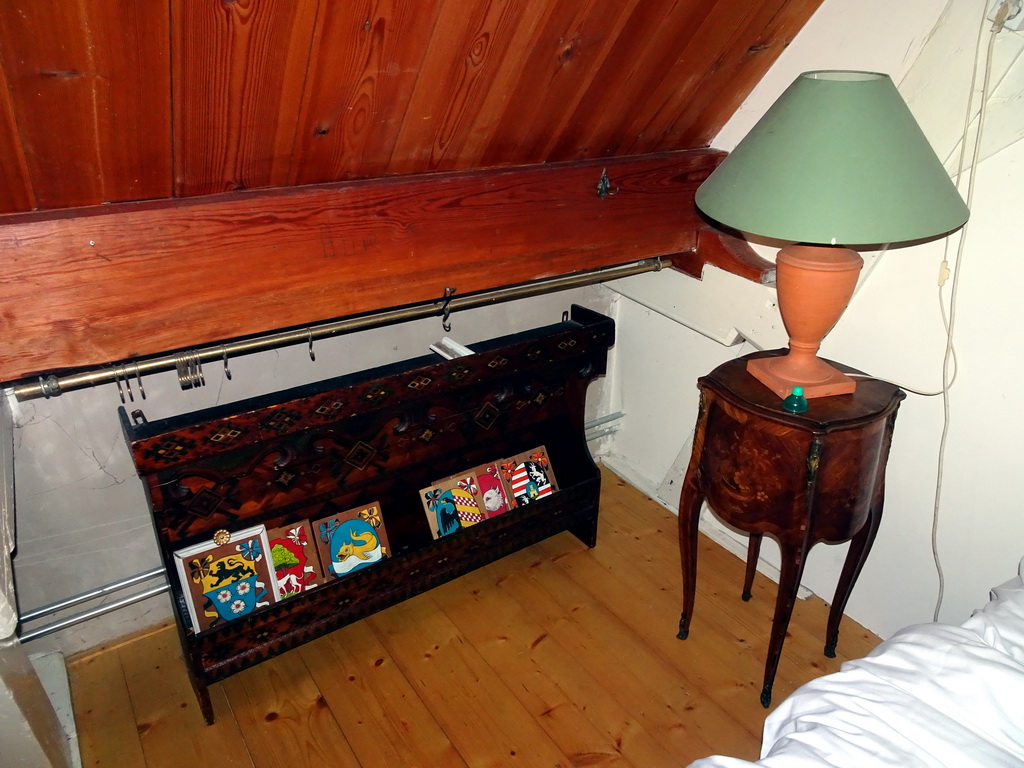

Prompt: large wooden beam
[
  {"left": 670, "top": 225, "right": 775, "bottom": 284},
  {"left": 0, "top": 149, "right": 730, "bottom": 382}
]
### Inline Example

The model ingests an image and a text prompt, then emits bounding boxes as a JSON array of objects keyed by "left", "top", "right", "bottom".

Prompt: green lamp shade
[{"left": 695, "top": 71, "right": 969, "bottom": 245}]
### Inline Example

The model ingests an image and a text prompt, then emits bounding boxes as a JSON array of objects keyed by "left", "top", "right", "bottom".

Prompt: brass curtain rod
[{"left": 11, "top": 257, "right": 665, "bottom": 401}]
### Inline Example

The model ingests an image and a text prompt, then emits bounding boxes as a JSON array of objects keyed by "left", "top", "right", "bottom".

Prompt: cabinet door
[{"left": 700, "top": 396, "right": 813, "bottom": 535}]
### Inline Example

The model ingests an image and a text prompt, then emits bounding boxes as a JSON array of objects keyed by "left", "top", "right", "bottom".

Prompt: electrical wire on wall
[{"left": 928, "top": 0, "right": 1012, "bottom": 621}]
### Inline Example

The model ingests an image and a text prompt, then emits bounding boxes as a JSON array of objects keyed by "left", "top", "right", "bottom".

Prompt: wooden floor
[{"left": 67, "top": 467, "right": 880, "bottom": 768}]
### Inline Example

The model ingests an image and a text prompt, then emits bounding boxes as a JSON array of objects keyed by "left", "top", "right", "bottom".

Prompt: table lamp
[{"left": 695, "top": 70, "right": 969, "bottom": 399}]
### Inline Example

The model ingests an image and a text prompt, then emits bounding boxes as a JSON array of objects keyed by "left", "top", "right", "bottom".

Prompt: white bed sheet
[{"left": 688, "top": 559, "right": 1024, "bottom": 768}]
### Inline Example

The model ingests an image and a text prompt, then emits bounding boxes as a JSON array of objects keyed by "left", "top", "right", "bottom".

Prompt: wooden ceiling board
[
  {"left": 546, "top": 0, "right": 730, "bottom": 161},
  {"left": 0, "top": 0, "right": 832, "bottom": 381},
  {"left": 386, "top": 0, "right": 544, "bottom": 174},
  {"left": 171, "top": 0, "right": 319, "bottom": 196},
  {"left": 446, "top": 1, "right": 558, "bottom": 170},
  {"left": 610, "top": 0, "right": 779, "bottom": 153},
  {"left": 0, "top": 0, "right": 171, "bottom": 209},
  {"left": 0, "top": 63, "right": 34, "bottom": 213},
  {"left": 654, "top": 0, "right": 826, "bottom": 150},
  {"left": 290, "top": 0, "right": 445, "bottom": 185},
  {"left": 0, "top": 0, "right": 823, "bottom": 216},
  {"left": 476, "top": 0, "right": 641, "bottom": 166}
]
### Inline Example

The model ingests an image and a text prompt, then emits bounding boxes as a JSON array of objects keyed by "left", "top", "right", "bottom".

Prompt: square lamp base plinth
[{"left": 746, "top": 356, "right": 856, "bottom": 400}]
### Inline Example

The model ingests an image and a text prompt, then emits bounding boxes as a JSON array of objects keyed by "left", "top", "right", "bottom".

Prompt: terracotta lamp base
[
  {"left": 748, "top": 244, "right": 864, "bottom": 400},
  {"left": 748, "top": 355, "right": 856, "bottom": 400}
]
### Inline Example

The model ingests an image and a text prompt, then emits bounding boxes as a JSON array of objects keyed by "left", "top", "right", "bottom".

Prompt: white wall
[{"left": 603, "top": 0, "right": 1024, "bottom": 638}]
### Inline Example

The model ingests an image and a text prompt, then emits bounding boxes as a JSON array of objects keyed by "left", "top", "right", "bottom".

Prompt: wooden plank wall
[
  {"left": 0, "top": 0, "right": 812, "bottom": 383},
  {"left": 0, "top": 0, "right": 171, "bottom": 209},
  {"left": 0, "top": 0, "right": 822, "bottom": 215}
]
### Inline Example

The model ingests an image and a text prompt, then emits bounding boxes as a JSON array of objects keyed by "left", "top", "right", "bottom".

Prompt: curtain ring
[
  {"left": 175, "top": 352, "right": 190, "bottom": 389},
  {"left": 176, "top": 351, "right": 205, "bottom": 390}
]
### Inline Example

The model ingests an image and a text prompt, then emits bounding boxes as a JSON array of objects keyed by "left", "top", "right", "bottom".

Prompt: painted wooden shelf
[{"left": 120, "top": 305, "right": 614, "bottom": 723}]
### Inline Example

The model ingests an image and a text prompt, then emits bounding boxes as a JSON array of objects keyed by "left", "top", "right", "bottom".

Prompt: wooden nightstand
[{"left": 676, "top": 349, "right": 905, "bottom": 707}]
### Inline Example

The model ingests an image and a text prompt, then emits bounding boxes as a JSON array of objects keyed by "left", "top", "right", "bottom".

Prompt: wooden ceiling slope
[{"left": 0, "top": 0, "right": 822, "bottom": 215}]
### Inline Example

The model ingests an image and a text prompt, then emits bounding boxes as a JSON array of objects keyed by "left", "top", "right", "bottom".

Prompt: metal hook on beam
[{"left": 596, "top": 168, "right": 619, "bottom": 199}]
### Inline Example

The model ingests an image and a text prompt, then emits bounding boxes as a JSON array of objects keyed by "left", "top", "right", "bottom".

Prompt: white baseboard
[{"left": 29, "top": 651, "right": 81, "bottom": 768}]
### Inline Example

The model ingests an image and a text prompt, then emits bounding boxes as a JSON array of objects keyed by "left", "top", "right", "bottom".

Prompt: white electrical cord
[
  {"left": 928, "top": 0, "right": 1006, "bottom": 622},
  {"left": 846, "top": 369, "right": 955, "bottom": 397}
]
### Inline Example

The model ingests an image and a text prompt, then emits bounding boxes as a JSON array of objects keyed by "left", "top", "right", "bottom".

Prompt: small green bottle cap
[{"left": 782, "top": 386, "right": 808, "bottom": 413}]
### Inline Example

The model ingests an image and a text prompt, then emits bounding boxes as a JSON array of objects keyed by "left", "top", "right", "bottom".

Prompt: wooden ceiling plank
[
  {"left": 618, "top": 0, "right": 783, "bottom": 155},
  {"left": 0, "top": 0, "right": 826, "bottom": 217},
  {"left": 387, "top": 0, "right": 536, "bottom": 174},
  {"left": 290, "top": 0, "right": 445, "bottom": 185},
  {"left": 449, "top": 2, "right": 554, "bottom": 168},
  {"left": 171, "top": 0, "right": 319, "bottom": 197},
  {"left": 664, "top": 0, "right": 826, "bottom": 149},
  {"left": 0, "top": 150, "right": 722, "bottom": 382},
  {"left": 0, "top": 61, "right": 34, "bottom": 212},
  {"left": 477, "top": 0, "right": 641, "bottom": 167},
  {"left": 0, "top": 0, "right": 171, "bottom": 209},
  {"left": 544, "top": 0, "right": 720, "bottom": 162}
]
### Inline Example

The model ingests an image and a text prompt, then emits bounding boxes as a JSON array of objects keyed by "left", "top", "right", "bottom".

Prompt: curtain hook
[
  {"left": 222, "top": 347, "right": 232, "bottom": 380},
  {"left": 194, "top": 352, "right": 205, "bottom": 386},
  {"left": 112, "top": 366, "right": 126, "bottom": 404},
  {"left": 121, "top": 365, "right": 134, "bottom": 403},
  {"left": 134, "top": 361, "right": 146, "bottom": 400},
  {"left": 307, "top": 329, "right": 316, "bottom": 362},
  {"left": 440, "top": 287, "right": 456, "bottom": 333}
]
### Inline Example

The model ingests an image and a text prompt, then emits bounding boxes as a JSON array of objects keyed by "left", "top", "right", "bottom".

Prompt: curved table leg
[
  {"left": 677, "top": 397, "right": 708, "bottom": 643},
  {"left": 760, "top": 540, "right": 809, "bottom": 708},
  {"left": 677, "top": 472, "right": 703, "bottom": 641},
  {"left": 742, "top": 533, "right": 762, "bottom": 601},
  {"left": 825, "top": 501, "right": 882, "bottom": 657}
]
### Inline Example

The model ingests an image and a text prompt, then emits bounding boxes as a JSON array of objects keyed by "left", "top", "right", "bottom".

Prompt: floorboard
[{"left": 67, "top": 466, "right": 881, "bottom": 768}]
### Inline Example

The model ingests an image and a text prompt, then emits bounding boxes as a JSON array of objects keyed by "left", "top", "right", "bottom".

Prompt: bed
[{"left": 689, "top": 558, "right": 1024, "bottom": 768}]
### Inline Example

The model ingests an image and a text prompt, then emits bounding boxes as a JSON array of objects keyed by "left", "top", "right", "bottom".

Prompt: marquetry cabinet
[
  {"left": 121, "top": 306, "right": 613, "bottom": 723},
  {"left": 676, "top": 350, "right": 905, "bottom": 707}
]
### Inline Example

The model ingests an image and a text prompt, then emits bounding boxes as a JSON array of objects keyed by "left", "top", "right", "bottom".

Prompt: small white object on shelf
[{"left": 430, "top": 337, "right": 475, "bottom": 359}]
